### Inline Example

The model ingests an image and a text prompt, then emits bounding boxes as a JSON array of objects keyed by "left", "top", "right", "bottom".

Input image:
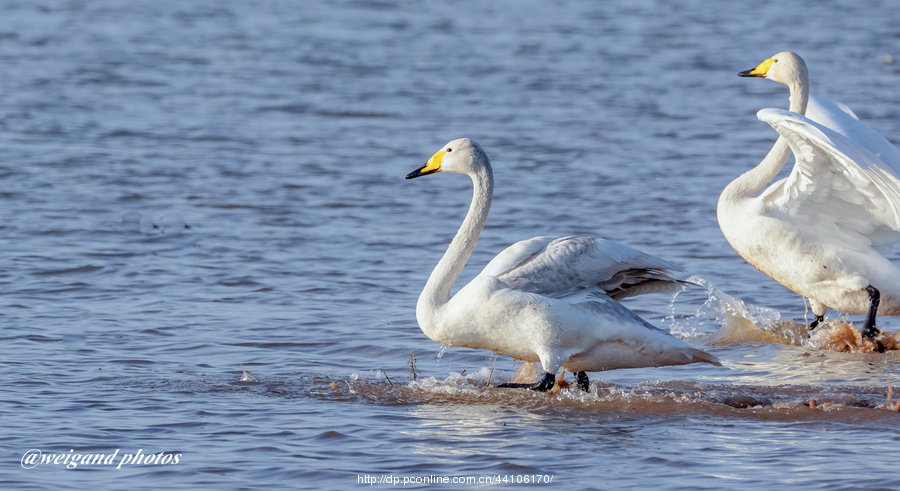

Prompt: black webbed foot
[
  {"left": 861, "top": 285, "right": 884, "bottom": 352},
  {"left": 862, "top": 326, "right": 886, "bottom": 353},
  {"left": 809, "top": 314, "right": 825, "bottom": 330},
  {"left": 575, "top": 371, "right": 590, "bottom": 392},
  {"left": 497, "top": 372, "right": 556, "bottom": 392},
  {"left": 864, "top": 331, "right": 886, "bottom": 353}
]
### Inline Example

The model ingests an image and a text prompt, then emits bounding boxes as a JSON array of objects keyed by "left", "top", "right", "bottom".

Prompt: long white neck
[
  {"left": 720, "top": 71, "right": 809, "bottom": 203},
  {"left": 417, "top": 164, "right": 494, "bottom": 323}
]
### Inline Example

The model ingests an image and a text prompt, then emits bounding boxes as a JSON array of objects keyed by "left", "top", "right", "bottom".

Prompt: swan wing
[
  {"left": 807, "top": 95, "right": 900, "bottom": 171},
  {"left": 571, "top": 296, "right": 720, "bottom": 366},
  {"left": 758, "top": 107, "right": 900, "bottom": 250},
  {"left": 483, "top": 235, "right": 685, "bottom": 300}
]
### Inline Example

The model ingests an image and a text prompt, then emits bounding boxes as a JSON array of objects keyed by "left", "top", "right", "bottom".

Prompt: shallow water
[{"left": 2, "top": 0, "right": 900, "bottom": 489}]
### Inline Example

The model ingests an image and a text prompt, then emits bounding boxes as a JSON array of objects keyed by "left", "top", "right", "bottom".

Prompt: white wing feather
[
  {"left": 758, "top": 107, "right": 900, "bottom": 251},
  {"left": 481, "top": 235, "right": 685, "bottom": 300},
  {"left": 806, "top": 95, "right": 900, "bottom": 171}
]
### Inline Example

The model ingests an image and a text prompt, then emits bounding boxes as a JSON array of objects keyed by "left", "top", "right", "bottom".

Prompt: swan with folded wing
[{"left": 407, "top": 138, "right": 718, "bottom": 392}]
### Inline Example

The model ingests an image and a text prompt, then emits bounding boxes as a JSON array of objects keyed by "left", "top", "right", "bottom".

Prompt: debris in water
[
  {"left": 877, "top": 379, "right": 900, "bottom": 411},
  {"left": 380, "top": 369, "right": 394, "bottom": 386},
  {"left": 486, "top": 355, "right": 496, "bottom": 387},
  {"left": 723, "top": 395, "right": 771, "bottom": 409},
  {"left": 238, "top": 369, "right": 258, "bottom": 383}
]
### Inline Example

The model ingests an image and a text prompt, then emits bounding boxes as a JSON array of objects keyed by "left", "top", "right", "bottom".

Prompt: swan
[
  {"left": 407, "top": 138, "right": 719, "bottom": 392},
  {"left": 719, "top": 51, "right": 900, "bottom": 349}
]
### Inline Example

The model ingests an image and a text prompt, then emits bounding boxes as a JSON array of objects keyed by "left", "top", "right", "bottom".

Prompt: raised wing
[
  {"left": 807, "top": 95, "right": 900, "bottom": 172},
  {"left": 481, "top": 235, "right": 687, "bottom": 300},
  {"left": 758, "top": 108, "right": 900, "bottom": 250}
]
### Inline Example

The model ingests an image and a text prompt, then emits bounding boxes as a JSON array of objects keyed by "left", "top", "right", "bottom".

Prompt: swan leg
[
  {"left": 575, "top": 371, "right": 590, "bottom": 392},
  {"left": 862, "top": 285, "right": 885, "bottom": 353},
  {"left": 497, "top": 372, "right": 556, "bottom": 392},
  {"left": 808, "top": 314, "right": 825, "bottom": 330}
]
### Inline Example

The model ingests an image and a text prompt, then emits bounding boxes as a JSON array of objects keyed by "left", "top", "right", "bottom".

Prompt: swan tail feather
[{"left": 686, "top": 348, "right": 721, "bottom": 366}]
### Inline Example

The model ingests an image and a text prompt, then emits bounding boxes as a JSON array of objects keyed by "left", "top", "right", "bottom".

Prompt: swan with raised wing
[
  {"left": 407, "top": 138, "right": 718, "bottom": 392},
  {"left": 718, "top": 51, "right": 900, "bottom": 350}
]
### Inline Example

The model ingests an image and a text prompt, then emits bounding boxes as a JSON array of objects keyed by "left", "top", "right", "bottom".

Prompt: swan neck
[
  {"left": 787, "top": 74, "right": 809, "bottom": 114},
  {"left": 720, "top": 69, "right": 809, "bottom": 204},
  {"left": 720, "top": 138, "right": 791, "bottom": 203},
  {"left": 419, "top": 164, "right": 494, "bottom": 312}
]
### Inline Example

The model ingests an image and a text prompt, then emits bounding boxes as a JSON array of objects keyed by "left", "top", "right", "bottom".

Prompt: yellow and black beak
[
  {"left": 406, "top": 150, "right": 445, "bottom": 179},
  {"left": 738, "top": 58, "right": 773, "bottom": 78}
]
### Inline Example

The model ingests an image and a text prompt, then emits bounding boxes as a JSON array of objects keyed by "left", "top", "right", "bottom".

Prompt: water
[{"left": 2, "top": 0, "right": 900, "bottom": 489}]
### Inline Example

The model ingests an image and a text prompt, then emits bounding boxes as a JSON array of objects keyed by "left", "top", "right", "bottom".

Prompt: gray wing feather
[{"left": 495, "top": 235, "right": 687, "bottom": 299}]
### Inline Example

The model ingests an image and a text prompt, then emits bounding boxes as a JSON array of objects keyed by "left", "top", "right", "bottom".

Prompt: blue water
[{"left": 2, "top": 0, "right": 900, "bottom": 489}]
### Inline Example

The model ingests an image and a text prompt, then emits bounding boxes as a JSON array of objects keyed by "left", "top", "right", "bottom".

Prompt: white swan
[
  {"left": 719, "top": 51, "right": 900, "bottom": 349},
  {"left": 407, "top": 138, "right": 719, "bottom": 392}
]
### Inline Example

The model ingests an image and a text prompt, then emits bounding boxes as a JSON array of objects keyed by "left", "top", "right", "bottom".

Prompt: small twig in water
[
  {"left": 381, "top": 369, "right": 394, "bottom": 386},
  {"left": 487, "top": 355, "right": 497, "bottom": 387},
  {"left": 887, "top": 378, "right": 897, "bottom": 411},
  {"left": 408, "top": 352, "right": 417, "bottom": 382}
]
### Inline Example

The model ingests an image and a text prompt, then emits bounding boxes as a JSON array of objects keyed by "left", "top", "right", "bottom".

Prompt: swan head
[
  {"left": 406, "top": 138, "right": 489, "bottom": 179},
  {"left": 738, "top": 51, "right": 808, "bottom": 86}
]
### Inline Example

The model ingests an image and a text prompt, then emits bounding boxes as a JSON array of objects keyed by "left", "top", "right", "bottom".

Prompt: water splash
[
  {"left": 665, "top": 276, "right": 807, "bottom": 345},
  {"left": 806, "top": 321, "right": 900, "bottom": 353},
  {"left": 325, "top": 367, "right": 900, "bottom": 420},
  {"left": 670, "top": 277, "right": 900, "bottom": 352}
]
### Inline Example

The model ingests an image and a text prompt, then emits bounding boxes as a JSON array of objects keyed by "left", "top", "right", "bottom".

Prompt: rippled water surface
[{"left": 3, "top": 1, "right": 900, "bottom": 489}]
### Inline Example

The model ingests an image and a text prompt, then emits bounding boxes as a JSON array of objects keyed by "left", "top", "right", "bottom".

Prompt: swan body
[
  {"left": 722, "top": 108, "right": 900, "bottom": 315},
  {"left": 722, "top": 51, "right": 900, "bottom": 341},
  {"left": 408, "top": 138, "right": 718, "bottom": 389}
]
